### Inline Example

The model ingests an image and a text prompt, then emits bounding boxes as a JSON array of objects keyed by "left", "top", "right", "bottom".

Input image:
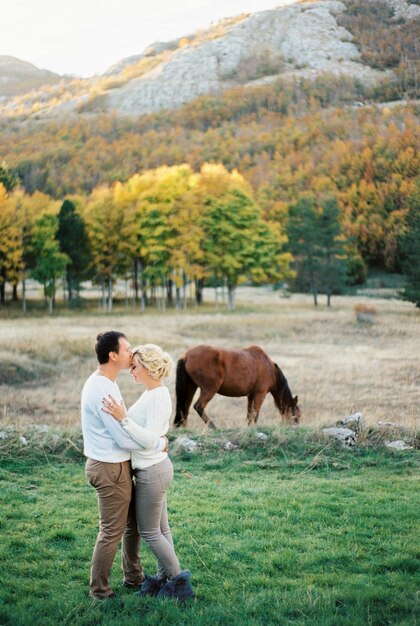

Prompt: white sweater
[
  {"left": 121, "top": 386, "right": 172, "bottom": 470},
  {"left": 81, "top": 372, "right": 160, "bottom": 462}
]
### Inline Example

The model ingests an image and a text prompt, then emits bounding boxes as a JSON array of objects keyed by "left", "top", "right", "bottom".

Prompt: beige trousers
[
  {"left": 85, "top": 458, "right": 143, "bottom": 598},
  {"left": 134, "top": 456, "right": 181, "bottom": 579}
]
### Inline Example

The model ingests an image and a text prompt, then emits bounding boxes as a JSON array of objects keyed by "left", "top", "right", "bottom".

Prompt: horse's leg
[
  {"left": 247, "top": 395, "right": 255, "bottom": 426},
  {"left": 193, "top": 389, "right": 218, "bottom": 429},
  {"left": 251, "top": 391, "right": 267, "bottom": 425}
]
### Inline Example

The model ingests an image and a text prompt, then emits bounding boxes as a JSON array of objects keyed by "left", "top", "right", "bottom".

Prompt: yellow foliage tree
[{"left": 82, "top": 186, "right": 131, "bottom": 310}]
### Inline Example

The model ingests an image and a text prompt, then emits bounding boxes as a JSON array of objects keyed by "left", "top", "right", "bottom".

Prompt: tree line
[
  {"left": 1, "top": 160, "right": 382, "bottom": 312},
  {"left": 0, "top": 163, "right": 290, "bottom": 312},
  {"left": 2, "top": 158, "right": 418, "bottom": 311}
]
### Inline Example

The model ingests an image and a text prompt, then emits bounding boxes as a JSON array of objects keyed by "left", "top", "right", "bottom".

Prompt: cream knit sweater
[{"left": 121, "top": 386, "right": 171, "bottom": 469}]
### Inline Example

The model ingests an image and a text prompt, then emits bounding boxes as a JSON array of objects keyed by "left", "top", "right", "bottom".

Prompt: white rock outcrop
[
  {"left": 4, "top": 0, "right": 416, "bottom": 118},
  {"left": 106, "top": 1, "right": 387, "bottom": 116},
  {"left": 386, "top": 0, "right": 420, "bottom": 19}
]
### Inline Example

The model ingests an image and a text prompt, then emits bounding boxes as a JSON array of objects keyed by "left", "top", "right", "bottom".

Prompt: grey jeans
[{"left": 134, "top": 456, "right": 181, "bottom": 579}]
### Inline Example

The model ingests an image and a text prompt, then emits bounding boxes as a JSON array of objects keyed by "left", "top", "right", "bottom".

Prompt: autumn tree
[
  {"left": 0, "top": 184, "right": 23, "bottom": 303},
  {"left": 83, "top": 186, "right": 132, "bottom": 310},
  {"left": 167, "top": 168, "right": 205, "bottom": 308},
  {"left": 249, "top": 219, "right": 293, "bottom": 289},
  {"left": 199, "top": 164, "right": 291, "bottom": 309},
  {"left": 136, "top": 166, "right": 188, "bottom": 309},
  {"left": 115, "top": 167, "right": 186, "bottom": 309},
  {"left": 0, "top": 187, "right": 50, "bottom": 307},
  {"left": 30, "top": 212, "right": 69, "bottom": 314},
  {"left": 21, "top": 192, "right": 60, "bottom": 310}
]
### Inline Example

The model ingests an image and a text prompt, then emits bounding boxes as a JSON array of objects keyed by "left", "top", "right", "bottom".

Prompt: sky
[{"left": 1, "top": 0, "right": 295, "bottom": 78}]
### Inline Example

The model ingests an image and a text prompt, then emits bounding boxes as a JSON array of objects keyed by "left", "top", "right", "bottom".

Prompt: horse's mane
[{"left": 272, "top": 363, "right": 293, "bottom": 411}]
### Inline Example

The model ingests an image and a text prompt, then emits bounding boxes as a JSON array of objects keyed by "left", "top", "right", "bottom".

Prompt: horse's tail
[{"left": 174, "top": 357, "right": 197, "bottom": 427}]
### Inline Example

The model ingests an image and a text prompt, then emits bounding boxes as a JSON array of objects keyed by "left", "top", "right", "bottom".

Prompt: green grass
[{"left": 0, "top": 429, "right": 419, "bottom": 626}]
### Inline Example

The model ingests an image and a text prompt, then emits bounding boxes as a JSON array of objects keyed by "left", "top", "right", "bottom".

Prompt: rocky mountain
[
  {"left": 1, "top": 0, "right": 419, "bottom": 119},
  {"left": 0, "top": 56, "right": 63, "bottom": 100},
  {"left": 106, "top": 1, "right": 375, "bottom": 116}
]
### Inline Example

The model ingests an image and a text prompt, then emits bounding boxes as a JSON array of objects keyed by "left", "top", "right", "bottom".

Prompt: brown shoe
[{"left": 89, "top": 592, "right": 116, "bottom": 601}]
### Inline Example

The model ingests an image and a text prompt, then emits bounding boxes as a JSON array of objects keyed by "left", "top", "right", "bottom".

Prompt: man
[{"left": 81, "top": 330, "right": 167, "bottom": 600}]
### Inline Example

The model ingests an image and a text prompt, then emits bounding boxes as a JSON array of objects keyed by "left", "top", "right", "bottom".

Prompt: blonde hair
[{"left": 131, "top": 344, "right": 173, "bottom": 380}]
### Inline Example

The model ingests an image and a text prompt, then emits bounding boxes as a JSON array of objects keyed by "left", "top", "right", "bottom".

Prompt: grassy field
[
  {"left": 0, "top": 428, "right": 419, "bottom": 626},
  {"left": 0, "top": 288, "right": 418, "bottom": 625},
  {"left": 0, "top": 288, "right": 418, "bottom": 431}
]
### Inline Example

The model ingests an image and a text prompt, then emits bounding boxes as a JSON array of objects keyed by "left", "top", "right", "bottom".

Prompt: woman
[{"left": 102, "top": 344, "right": 194, "bottom": 601}]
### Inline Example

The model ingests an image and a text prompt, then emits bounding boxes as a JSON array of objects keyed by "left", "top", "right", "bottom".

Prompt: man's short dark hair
[{"left": 95, "top": 331, "right": 127, "bottom": 364}]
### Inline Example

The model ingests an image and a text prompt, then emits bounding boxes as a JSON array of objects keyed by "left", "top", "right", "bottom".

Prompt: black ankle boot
[
  {"left": 156, "top": 570, "right": 195, "bottom": 601},
  {"left": 136, "top": 574, "right": 168, "bottom": 597}
]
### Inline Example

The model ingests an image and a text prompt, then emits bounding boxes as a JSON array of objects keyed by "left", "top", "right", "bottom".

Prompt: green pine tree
[
  {"left": 0, "top": 161, "right": 19, "bottom": 192},
  {"left": 287, "top": 195, "right": 349, "bottom": 306},
  {"left": 287, "top": 195, "right": 322, "bottom": 305},
  {"left": 318, "top": 197, "right": 349, "bottom": 306},
  {"left": 57, "top": 199, "right": 92, "bottom": 305},
  {"left": 399, "top": 195, "right": 420, "bottom": 308}
]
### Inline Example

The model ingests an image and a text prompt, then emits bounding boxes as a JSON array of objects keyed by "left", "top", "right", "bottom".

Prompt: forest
[
  {"left": 0, "top": 0, "right": 419, "bottom": 311},
  {"left": 1, "top": 81, "right": 419, "bottom": 311}
]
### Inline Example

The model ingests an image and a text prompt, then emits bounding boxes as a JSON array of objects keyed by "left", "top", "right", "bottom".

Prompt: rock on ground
[
  {"left": 173, "top": 436, "right": 199, "bottom": 453},
  {"left": 385, "top": 440, "right": 414, "bottom": 450},
  {"left": 322, "top": 427, "right": 357, "bottom": 447}
]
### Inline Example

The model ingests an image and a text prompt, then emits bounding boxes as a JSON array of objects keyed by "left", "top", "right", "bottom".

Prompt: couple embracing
[{"left": 81, "top": 331, "right": 194, "bottom": 602}]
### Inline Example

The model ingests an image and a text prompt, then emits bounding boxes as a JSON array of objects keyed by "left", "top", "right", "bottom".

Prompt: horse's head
[
  {"left": 272, "top": 363, "right": 301, "bottom": 424},
  {"left": 282, "top": 395, "right": 301, "bottom": 424}
]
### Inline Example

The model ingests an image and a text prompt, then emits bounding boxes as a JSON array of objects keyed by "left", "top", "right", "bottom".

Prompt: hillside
[
  {"left": 0, "top": 56, "right": 63, "bottom": 100},
  {"left": 1, "top": 0, "right": 419, "bottom": 119}
]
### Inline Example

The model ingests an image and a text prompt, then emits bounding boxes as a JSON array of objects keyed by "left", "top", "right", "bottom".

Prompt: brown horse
[{"left": 174, "top": 344, "right": 300, "bottom": 429}]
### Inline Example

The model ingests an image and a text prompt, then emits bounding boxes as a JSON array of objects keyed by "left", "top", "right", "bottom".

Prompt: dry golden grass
[{"left": 0, "top": 287, "right": 418, "bottom": 432}]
